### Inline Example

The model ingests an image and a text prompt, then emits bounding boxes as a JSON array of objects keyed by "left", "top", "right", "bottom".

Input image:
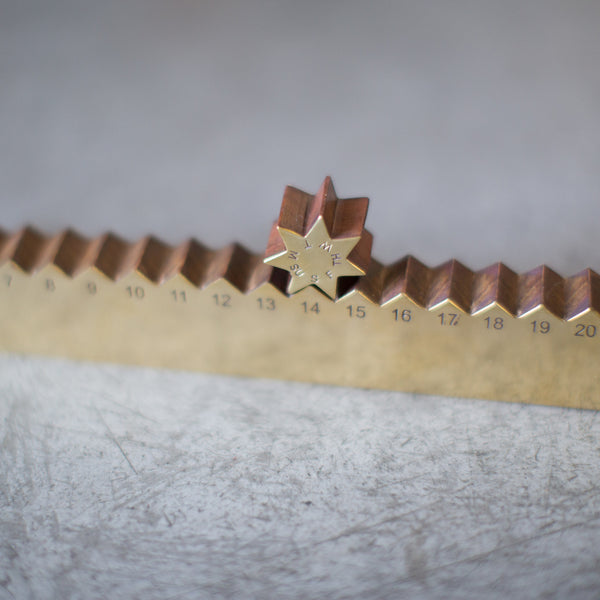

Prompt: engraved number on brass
[
  {"left": 126, "top": 285, "right": 145, "bottom": 299},
  {"left": 484, "top": 316, "right": 504, "bottom": 330},
  {"left": 392, "top": 309, "right": 412, "bottom": 322},
  {"left": 346, "top": 305, "right": 366, "bottom": 319},
  {"left": 257, "top": 298, "right": 276, "bottom": 311},
  {"left": 212, "top": 294, "right": 231, "bottom": 308},
  {"left": 575, "top": 324, "right": 597, "bottom": 338},
  {"left": 531, "top": 320, "right": 550, "bottom": 334},
  {"left": 301, "top": 301, "right": 320, "bottom": 314},
  {"left": 438, "top": 312, "right": 459, "bottom": 326},
  {"left": 87, "top": 282, "right": 97, "bottom": 295},
  {"left": 45, "top": 278, "right": 55, "bottom": 292},
  {"left": 171, "top": 290, "right": 187, "bottom": 303}
]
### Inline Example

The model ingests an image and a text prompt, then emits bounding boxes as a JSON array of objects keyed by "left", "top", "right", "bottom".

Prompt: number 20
[{"left": 575, "top": 324, "right": 596, "bottom": 338}]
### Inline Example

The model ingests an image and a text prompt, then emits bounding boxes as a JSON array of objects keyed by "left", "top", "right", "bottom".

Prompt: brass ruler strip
[{"left": 0, "top": 237, "right": 598, "bottom": 410}]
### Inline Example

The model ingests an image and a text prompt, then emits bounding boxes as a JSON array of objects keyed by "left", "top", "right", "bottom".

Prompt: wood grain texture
[
  {"left": 518, "top": 265, "right": 564, "bottom": 318},
  {"left": 54, "top": 230, "right": 106, "bottom": 277},
  {"left": 472, "top": 263, "right": 519, "bottom": 315},
  {"left": 564, "top": 268, "right": 600, "bottom": 320},
  {"left": 2, "top": 226, "right": 600, "bottom": 319},
  {"left": 426, "top": 260, "right": 474, "bottom": 312},
  {"left": 381, "top": 256, "right": 431, "bottom": 307}
]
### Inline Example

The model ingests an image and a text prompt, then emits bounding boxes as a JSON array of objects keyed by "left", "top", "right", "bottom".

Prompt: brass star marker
[
  {"left": 264, "top": 176, "right": 373, "bottom": 299},
  {"left": 267, "top": 216, "right": 364, "bottom": 297}
]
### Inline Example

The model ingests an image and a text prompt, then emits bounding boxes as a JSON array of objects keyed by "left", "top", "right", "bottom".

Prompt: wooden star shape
[{"left": 264, "top": 177, "right": 373, "bottom": 299}]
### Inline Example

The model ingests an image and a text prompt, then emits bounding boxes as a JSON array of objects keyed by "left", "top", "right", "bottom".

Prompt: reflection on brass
[{"left": 0, "top": 177, "right": 599, "bottom": 410}]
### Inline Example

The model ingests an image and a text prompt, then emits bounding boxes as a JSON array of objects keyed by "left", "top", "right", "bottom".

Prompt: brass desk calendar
[{"left": 0, "top": 177, "right": 598, "bottom": 410}]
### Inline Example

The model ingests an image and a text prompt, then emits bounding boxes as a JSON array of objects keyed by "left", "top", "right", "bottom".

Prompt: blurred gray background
[
  {"left": 1, "top": 2, "right": 600, "bottom": 599},
  {"left": 2, "top": 0, "right": 600, "bottom": 271}
]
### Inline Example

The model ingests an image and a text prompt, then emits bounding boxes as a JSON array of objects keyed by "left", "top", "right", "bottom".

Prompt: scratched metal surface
[{"left": 0, "top": 356, "right": 599, "bottom": 599}]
